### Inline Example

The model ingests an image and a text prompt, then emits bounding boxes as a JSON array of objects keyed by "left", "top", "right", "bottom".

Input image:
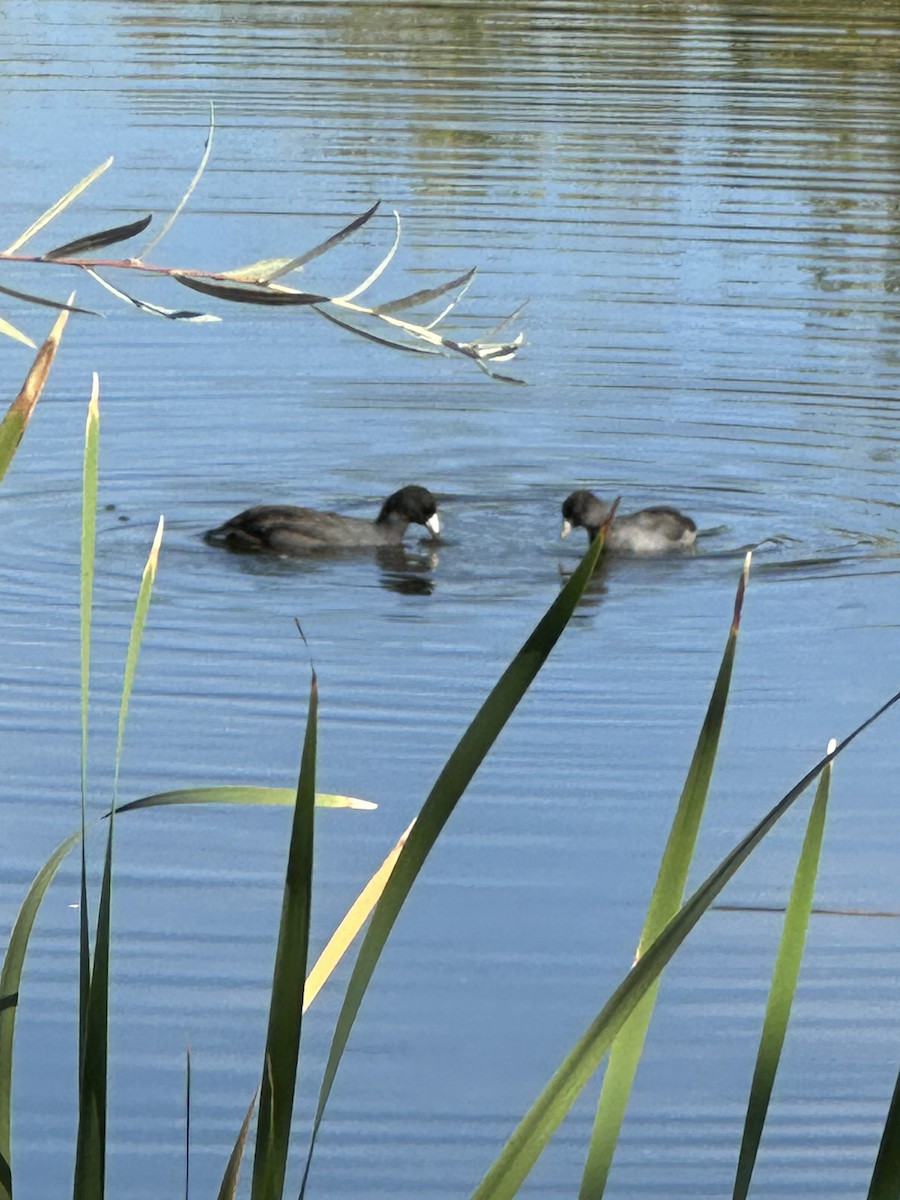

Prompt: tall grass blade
[
  {"left": 0, "top": 831, "right": 81, "bottom": 1200},
  {"left": 79, "top": 379, "right": 100, "bottom": 1074},
  {"left": 74, "top": 517, "right": 164, "bottom": 1200},
  {"left": 733, "top": 739, "right": 833, "bottom": 1200},
  {"left": 113, "top": 516, "right": 164, "bottom": 802},
  {"left": 579, "top": 554, "right": 751, "bottom": 1198},
  {"left": 139, "top": 102, "right": 215, "bottom": 260},
  {"left": 250, "top": 674, "right": 318, "bottom": 1200},
  {"left": 184, "top": 1046, "right": 191, "bottom": 1200},
  {"left": 217, "top": 1090, "right": 258, "bottom": 1200},
  {"left": 115, "top": 786, "right": 374, "bottom": 813},
  {"left": 298, "top": 525, "right": 611, "bottom": 1196},
  {"left": 868, "top": 1065, "right": 900, "bottom": 1200},
  {"left": 3, "top": 157, "right": 113, "bottom": 253},
  {"left": 471, "top": 689, "right": 900, "bottom": 1200},
  {"left": 0, "top": 300, "right": 72, "bottom": 483},
  {"left": 0, "top": 314, "right": 35, "bottom": 349},
  {"left": 304, "top": 820, "right": 414, "bottom": 1014}
]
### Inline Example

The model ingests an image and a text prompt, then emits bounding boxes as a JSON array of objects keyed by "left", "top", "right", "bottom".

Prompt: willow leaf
[
  {"left": 43, "top": 214, "right": 153, "bottom": 260},
  {"left": 3, "top": 157, "right": 113, "bottom": 253}
]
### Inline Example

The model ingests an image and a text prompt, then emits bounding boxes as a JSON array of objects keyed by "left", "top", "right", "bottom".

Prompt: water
[{"left": 3, "top": 1, "right": 900, "bottom": 1196}]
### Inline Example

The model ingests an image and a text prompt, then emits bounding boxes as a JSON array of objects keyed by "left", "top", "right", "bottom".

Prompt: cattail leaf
[
  {"left": 733, "top": 739, "right": 833, "bottom": 1200},
  {"left": 217, "top": 1090, "right": 258, "bottom": 1200},
  {"left": 298, "top": 525, "right": 612, "bottom": 1197},
  {"left": 43, "top": 214, "right": 153, "bottom": 260},
  {"left": 579, "top": 554, "right": 751, "bottom": 1199},
  {"left": 471, "top": 688, "right": 900, "bottom": 1200},
  {"left": 251, "top": 674, "right": 317, "bottom": 1200},
  {"left": 0, "top": 830, "right": 82, "bottom": 1200}
]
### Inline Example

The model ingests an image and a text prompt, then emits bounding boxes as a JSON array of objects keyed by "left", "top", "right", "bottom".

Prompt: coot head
[{"left": 378, "top": 485, "right": 441, "bottom": 537}]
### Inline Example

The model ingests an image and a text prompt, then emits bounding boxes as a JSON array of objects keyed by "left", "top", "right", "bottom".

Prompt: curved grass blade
[
  {"left": 0, "top": 830, "right": 82, "bottom": 1200},
  {"left": 0, "top": 314, "right": 35, "bottom": 348},
  {"left": 139, "top": 101, "right": 215, "bottom": 260},
  {"left": 217, "top": 1089, "right": 258, "bottom": 1200},
  {"left": 0, "top": 299, "right": 72, "bottom": 482},
  {"left": 79, "top": 379, "right": 100, "bottom": 1072},
  {"left": 471, "top": 694, "right": 900, "bottom": 1200},
  {"left": 733, "top": 738, "right": 833, "bottom": 1200},
  {"left": 3, "top": 157, "right": 113, "bottom": 253},
  {"left": 298, "top": 526, "right": 611, "bottom": 1196},
  {"left": 868, "top": 1064, "right": 900, "bottom": 1200},
  {"left": 43, "top": 214, "right": 153, "bottom": 261},
  {"left": 304, "top": 820, "right": 415, "bottom": 1014},
  {"left": 75, "top": 517, "right": 164, "bottom": 1200},
  {"left": 335, "top": 209, "right": 401, "bottom": 302},
  {"left": 173, "top": 275, "right": 330, "bottom": 307},
  {"left": 250, "top": 674, "right": 317, "bottom": 1200},
  {"left": 84, "top": 269, "right": 220, "bottom": 323},
  {"left": 115, "top": 786, "right": 374, "bottom": 813},
  {"left": 580, "top": 554, "right": 751, "bottom": 1198},
  {"left": 0, "top": 282, "right": 97, "bottom": 314}
]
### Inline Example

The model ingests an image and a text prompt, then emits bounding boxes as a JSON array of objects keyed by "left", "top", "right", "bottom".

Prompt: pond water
[{"left": 3, "top": 1, "right": 900, "bottom": 1196}]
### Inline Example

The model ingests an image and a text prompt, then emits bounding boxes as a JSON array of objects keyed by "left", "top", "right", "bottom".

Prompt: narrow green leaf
[
  {"left": 0, "top": 301, "right": 72, "bottom": 484},
  {"left": 299, "top": 523, "right": 612, "bottom": 1195},
  {"left": 0, "top": 831, "right": 81, "bottom": 1200},
  {"left": 251, "top": 675, "right": 318, "bottom": 1200},
  {"left": 43, "top": 214, "right": 153, "bottom": 260},
  {"left": 184, "top": 1047, "right": 191, "bottom": 1200},
  {"left": 868, "top": 1064, "right": 900, "bottom": 1200},
  {"left": 580, "top": 554, "right": 751, "bottom": 1198},
  {"left": 217, "top": 1090, "right": 258, "bottom": 1200},
  {"left": 115, "top": 786, "right": 375, "bottom": 813},
  {"left": 3, "top": 157, "right": 113, "bottom": 253},
  {"left": 470, "top": 690, "right": 900, "bottom": 1200},
  {"left": 113, "top": 517, "right": 164, "bottom": 803},
  {"left": 79, "top": 379, "right": 100, "bottom": 1078},
  {"left": 733, "top": 740, "right": 833, "bottom": 1200}
]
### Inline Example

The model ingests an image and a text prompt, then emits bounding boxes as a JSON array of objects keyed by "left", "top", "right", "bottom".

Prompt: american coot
[
  {"left": 205, "top": 484, "right": 440, "bottom": 554},
  {"left": 561, "top": 489, "right": 697, "bottom": 554}
]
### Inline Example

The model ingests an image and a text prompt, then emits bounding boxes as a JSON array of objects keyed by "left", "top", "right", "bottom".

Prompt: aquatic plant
[
  {"left": 2, "top": 323, "right": 900, "bottom": 1198},
  {"left": 0, "top": 108, "right": 524, "bottom": 380}
]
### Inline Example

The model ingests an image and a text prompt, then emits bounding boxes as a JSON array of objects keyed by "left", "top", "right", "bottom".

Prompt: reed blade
[
  {"left": 114, "top": 786, "right": 374, "bottom": 813},
  {"left": 298, "top": 528, "right": 610, "bottom": 1196},
  {"left": 470, "top": 688, "right": 900, "bottom": 1200},
  {"left": 250, "top": 675, "right": 317, "bottom": 1200},
  {"left": 733, "top": 741, "right": 833, "bottom": 1200},
  {"left": 580, "top": 554, "right": 751, "bottom": 1198}
]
